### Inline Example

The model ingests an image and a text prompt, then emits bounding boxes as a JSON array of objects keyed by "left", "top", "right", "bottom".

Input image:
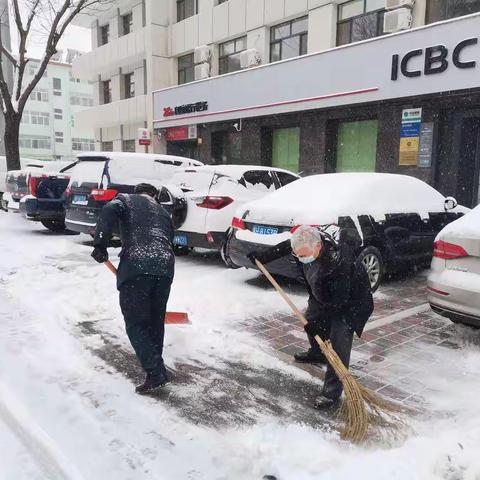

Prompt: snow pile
[{"left": 238, "top": 173, "right": 464, "bottom": 227}]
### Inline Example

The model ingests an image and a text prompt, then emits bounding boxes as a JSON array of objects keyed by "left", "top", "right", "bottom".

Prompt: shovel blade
[{"left": 165, "top": 311, "right": 190, "bottom": 325}]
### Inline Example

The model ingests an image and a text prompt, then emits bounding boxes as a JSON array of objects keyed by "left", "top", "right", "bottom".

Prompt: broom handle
[
  {"left": 255, "top": 259, "right": 309, "bottom": 328},
  {"left": 104, "top": 260, "right": 118, "bottom": 275}
]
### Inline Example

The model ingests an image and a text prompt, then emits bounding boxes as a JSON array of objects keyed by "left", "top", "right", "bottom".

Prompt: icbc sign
[{"left": 391, "top": 37, "right": 478, "bottom": 80}]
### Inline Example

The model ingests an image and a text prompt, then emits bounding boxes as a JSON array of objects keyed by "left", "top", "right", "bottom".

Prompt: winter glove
[
  {"left": 304, "top": 321, "right": 324, "bottom": 338},
  {"left": 91, "top": 247, "right": 109, "bottom": 264}
]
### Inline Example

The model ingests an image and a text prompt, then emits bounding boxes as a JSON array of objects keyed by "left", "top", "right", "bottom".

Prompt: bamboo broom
[{"left": 255, "top": 259, "right": 403, "bottom": 443}]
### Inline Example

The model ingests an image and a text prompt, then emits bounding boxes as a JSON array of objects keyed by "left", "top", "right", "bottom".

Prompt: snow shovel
[
  {"left": 255, "top": 259, "right": 403, "bottom": 443},
  {"left": 104, "top": 260, "right": 190, "bottom": 325}
]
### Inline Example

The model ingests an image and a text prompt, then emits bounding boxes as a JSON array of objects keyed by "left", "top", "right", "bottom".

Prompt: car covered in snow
[
  {"left": 65, "top": 152, "right": 203, "bottom": 235},
  {"left": 3, "top": 160, "right": 70, "bottom": 213},
  {"left": 427, "top": 205, "right": 480, "bottom": 327},
  {"left": 224, "top": 173, "right": 468, "bottom": 291},
  {"left": 159, "top": 165, "right": 299, "bottom": 259}
]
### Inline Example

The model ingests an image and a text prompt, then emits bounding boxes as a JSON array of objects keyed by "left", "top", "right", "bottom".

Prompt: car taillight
[
  {"left": 433, "top": 240, "right": 468, "bottom": 260},
  {"left": 28, "top": 175, "right": 46, "bottom": 197},
  {"left": 64, "top": 186, "right": 72, "bottom": 198},
  {"left": 232, "top": 217, "right": 246, "bottom": 230},
  {"left": 196, "top": 196, "right": 233, "bottom": 210},
  {"left": 91, "top": 189, "right": 118, "bottom": 201}
]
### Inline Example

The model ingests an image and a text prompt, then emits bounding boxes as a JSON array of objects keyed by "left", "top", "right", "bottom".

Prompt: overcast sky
[{"left": 9, "top": 3, "right": 92, "bottom": 60}]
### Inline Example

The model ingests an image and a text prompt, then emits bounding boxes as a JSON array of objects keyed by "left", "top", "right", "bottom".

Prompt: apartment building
[
  {"left": 75, "top": 0, "right": 480, "bottom": 207},
  {"left": 19, "top": 52, "right": 95, "bottom": 162}
]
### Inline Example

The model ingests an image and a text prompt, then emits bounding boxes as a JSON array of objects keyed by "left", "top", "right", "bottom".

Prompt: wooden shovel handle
[{"left": 104, "top": 260, "right": 118, "bottom": 275}]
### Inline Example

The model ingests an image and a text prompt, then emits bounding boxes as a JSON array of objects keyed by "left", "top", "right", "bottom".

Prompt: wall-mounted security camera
[{"left": 233, "top": 119, "right": 242, "bottom": 132}]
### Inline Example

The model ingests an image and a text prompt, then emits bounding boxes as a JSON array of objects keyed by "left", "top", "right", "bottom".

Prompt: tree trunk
[{"left": 4, "top": 112, "right": 21, "bottom": 171}]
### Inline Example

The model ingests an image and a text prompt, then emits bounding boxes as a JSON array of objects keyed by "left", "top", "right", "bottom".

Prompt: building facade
[
  {"left": 19, "top": 54, "right": 95, "bottom": 162},
  {"left": 74, "top": 0, "right": 480, "bottom": 207}
]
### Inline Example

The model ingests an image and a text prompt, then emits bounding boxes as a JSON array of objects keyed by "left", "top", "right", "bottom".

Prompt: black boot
[
  {"left": 313, "top": 395, "right": 340, "bottom": 412},
  {"left": 135, "top": 373, "right": 169, "bottom": 395},
  {"left": 294, "top": 348, "right": 327, "bottom": 364}
]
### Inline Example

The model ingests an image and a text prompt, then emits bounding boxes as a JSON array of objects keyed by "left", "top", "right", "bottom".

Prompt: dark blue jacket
[
  {"left": 256, "top": 226, "right": 374, "bottom": 337},
  {"left": 94, "top": 194, "right": 175, "bottom": 289}
]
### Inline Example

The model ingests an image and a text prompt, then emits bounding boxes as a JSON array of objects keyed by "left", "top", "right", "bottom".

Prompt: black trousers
[
  {"left": 119, "top": 275, "right": 172, "bottom": 380},
  {"left": 305, "top": 297, "right": 354, "bottom": 400}
]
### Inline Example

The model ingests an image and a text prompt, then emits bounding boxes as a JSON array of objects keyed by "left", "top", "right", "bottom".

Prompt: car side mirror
[{"left": 444, "top": 196, "right": 458, "bottom": 211}]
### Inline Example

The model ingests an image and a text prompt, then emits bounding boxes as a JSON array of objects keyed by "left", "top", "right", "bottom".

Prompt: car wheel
[
  {"left": 173, "top": 245, "right": 192, "bottom": 256},
  {"left": 40, "top": 219, "right": 67, "bottom": 232},
  {"left": 357, "top": 246, "right": 384, "bottom": 293},
  {"left": 220, "top": 240, "right": 240, "bottom": 269}
]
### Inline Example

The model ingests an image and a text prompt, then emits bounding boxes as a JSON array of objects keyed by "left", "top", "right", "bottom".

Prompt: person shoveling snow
[
  {"left": 248, "top": 225, "right": 374, "bottom": 413},
  {"left": 91, "top": 183, "right": 175, "bottom": 395}
]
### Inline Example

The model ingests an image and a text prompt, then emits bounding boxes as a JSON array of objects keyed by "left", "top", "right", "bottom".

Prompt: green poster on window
[
  {"left": 272, "top": 127, "right": 300, "bottom": 173},
  {"left": 337, "top": 120, "right": 378, "bottom": 172}
]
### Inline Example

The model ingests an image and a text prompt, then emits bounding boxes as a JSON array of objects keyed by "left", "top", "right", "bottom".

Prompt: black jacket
[
  {"left": 94, "top": 194, "right": 175, "bottom": 289},
  {"left": 256, "top": 226, "right": 374, "bottom": 337}
]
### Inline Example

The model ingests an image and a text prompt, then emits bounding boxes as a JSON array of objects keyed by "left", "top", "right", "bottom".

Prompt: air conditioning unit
[
  {"left": 384, "top": 8, "right": 412, "bottom": 33},
  {"left": 195, "top": 62, "right": 210, "bottom": 80},
  {"left": 240, "top": 49, "right": 261, "bottom": 69},
  {"left": 194, "top": 45, "right": 212, "bottom": 64},
  {"left": 385, "top": 0, "right": 414, "bottom": 9}
]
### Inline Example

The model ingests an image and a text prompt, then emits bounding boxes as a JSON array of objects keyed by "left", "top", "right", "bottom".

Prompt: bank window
[
  {"left": 124, "top": 72, "right": 135, "bottom": 99},
  {"left": 55, "top": 131, "right": 64, "bottom": 144},
  {"left": 102, "top": 80, "right": 112, "bottom": 104},
  {"left": 270, "top": 17, "right": 308, "bottom": 62},
  {"left": 122, "top": 139, "right": 136, "bottom": 152},
  {"left": 122, "top": 12, "right": 133, "bottom": 35},
  {"left": 177, "top": 0, "right": 197, "bottom": 22},
  {"left": 178, "top": 54, "right": 194, "bottom": 85},
  {"left": 102, "top": 141, "right": 113, "bottom": 152},
  {"left": 337, "top": 0, "right": 386, "bottom": 46},
  {"left": 99, "top": 24, "right": 109, "bottom": 46},
  {"left": 219, "top": 37, "right": 247, "bottom": 74},
  {"left": 426, "top": 0, "right": 480, "bottom": 23},
  {"left": 54, "top": 108, "right": 63, "bottom": 120}
]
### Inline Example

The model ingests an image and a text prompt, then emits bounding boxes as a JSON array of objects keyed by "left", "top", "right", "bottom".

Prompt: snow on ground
[{"left": 1, "top": 212, "right": 480, "bottom": 479}]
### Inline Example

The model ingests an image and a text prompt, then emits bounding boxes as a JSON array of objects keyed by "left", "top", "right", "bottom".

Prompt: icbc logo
[{"left": 163, "top": 107, "right": 174, "bottom": 117}]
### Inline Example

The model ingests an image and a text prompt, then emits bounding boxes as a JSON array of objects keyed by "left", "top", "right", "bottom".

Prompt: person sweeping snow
[
  {"left": 248, "top": 225, "right": 373, "bottom": 412},
  {"left": 91, "top": 183, "right": 175, "bottom": 395}
]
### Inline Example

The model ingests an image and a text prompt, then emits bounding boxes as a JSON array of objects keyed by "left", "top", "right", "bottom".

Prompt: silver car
[{"left": 428, "top": 205, "right": 480, "bottom": 327}]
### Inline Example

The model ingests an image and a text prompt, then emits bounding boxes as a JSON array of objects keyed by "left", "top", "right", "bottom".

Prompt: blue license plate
[
  {"left": 72, "top": 194, "right": 88, "bottom": 206},
  {"left": 174, "top": 234, "right": 188, "bottom": 246},
  {"left": 252, "top": 225, "right": 279, "bottom": 235}
]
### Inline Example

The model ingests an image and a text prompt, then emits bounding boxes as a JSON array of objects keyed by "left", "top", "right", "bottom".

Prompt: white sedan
[{"left": 428, "top": 205, "right": 480, "bottom": 327}]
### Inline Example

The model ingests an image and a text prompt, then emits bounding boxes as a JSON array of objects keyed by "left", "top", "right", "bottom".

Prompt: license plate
[
  {"left": 174, "top": 234, "right": 188, "bottom": 246},
  {"left": 252, "top": 225, "right": 279, "bottom": 235},
  {"left": 72, "top": 194, "right": 88, "bottom": 206}
]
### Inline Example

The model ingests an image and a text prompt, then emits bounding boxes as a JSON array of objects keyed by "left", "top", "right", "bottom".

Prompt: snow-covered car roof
[
  {"left": 76, "top": 151, "right": 203, "bottom": 167},
  {"left": 238, "top": 173, "right": 466, "bottom": 226},
  {"left": 177, "top": 164, "right": 299, "bottom": 179},
  {"left": 438, "top": 204, "right": 480, "bottom": 239}
]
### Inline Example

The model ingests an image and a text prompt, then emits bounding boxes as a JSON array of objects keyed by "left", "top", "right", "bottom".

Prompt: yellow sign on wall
[{"left": 399, "top": 137, "right": 420, "bottom": 165}]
